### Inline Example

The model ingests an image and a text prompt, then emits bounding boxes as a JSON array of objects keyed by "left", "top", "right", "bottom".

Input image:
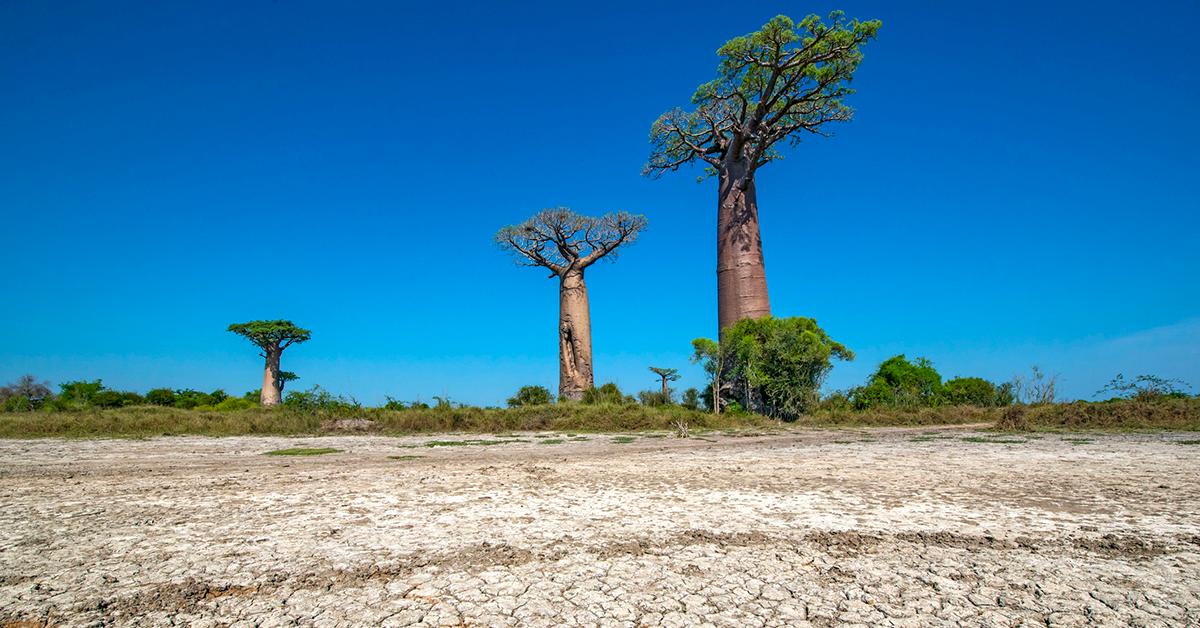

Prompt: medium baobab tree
[
  {"left": 227, "top": 320, "right": 311, "bottom": 407},
  {"left": 648, "top": 366, "right": 680, "bottom": 398},
  {"left": 496, "top": 208, "right": 647, "bottom": 401},
  {"left": 645, "top": 12, "right": 880, "bottom": 332}
]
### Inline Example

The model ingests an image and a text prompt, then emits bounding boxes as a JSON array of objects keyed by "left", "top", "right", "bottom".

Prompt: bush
[
  {"left": 91, "top": 390, "right": 126, "bottom": 409},
  {"left": 283, "top": 385, "right": 360, "bottom": 414},
  {"left": 851, "top": 355, "right": 943, "bottom": 409},
  {"left": 637, "top": 390, "right": 672, "bottom": 407},
  {"left": 58, "top": 380, "right": 105, "bottom": 407},
  {"left": 680, "top": 388, "right": 701, "bottom": 411},
  {"left": 145, "top": 388, "right": 177, "bottom": 406},
  {"left": 213, "top": 397, "right": 256, "bottom": 411},
  {"left": 1097, "top": 374, "right": 1191, "bottom": 402},
  {"left": 942, "top": 377, "right": 1013, "bottom": 407},
  {"left": 0, "top": 375, "right": 53, "bottom": 410},
  {"left": 995, "top": 398, "right": 1200, "bottom": 431},
  {"left": 582, "top": 382, "right": 634, "bottom": 405},
  {"left": 507, "top": 385, "right": 554, "bottom": 407},
  {"left": 711, "top": 316, "right": 853, "bottom": 420}
]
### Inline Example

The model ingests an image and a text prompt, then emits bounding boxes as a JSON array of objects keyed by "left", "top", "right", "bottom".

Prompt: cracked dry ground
[{"left": 1, "top": 428, "right": 1199, "bottom": 627}]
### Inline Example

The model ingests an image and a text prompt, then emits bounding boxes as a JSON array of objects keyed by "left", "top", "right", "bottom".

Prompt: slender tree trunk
[
  {"left": 261, "top": 349, "right": 282, "bottom": 407},
  {"left": 558, "top": 269, "right": 594, "bottom": 401},
  {"left": 717, "top": 160, "right": 771, "bottom": 334}
]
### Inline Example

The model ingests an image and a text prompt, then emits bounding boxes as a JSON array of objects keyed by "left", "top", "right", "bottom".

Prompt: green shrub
[
  {"left": 145, "top": 388, "right": 177, "bottom": 406},
  {"left": 214, "top": 397, "right": 256, "bottom": 411},
  {"left": 943, "top": 377, "right": 1012, "bottom": 407},
  {"left": 704, "top": 316, "right": 853, "bottom": 420},
  {"left": 0, "top": 375, "right": 53, "bottom": 410},
  {"left": 851, "top": 355, "right": 943, "bottom": 409},
  {"left": 507, "top": 385, "right": 554, "bottom": 407},
  {"left": 582, "top": 382, "right": 634, "bottom": 405},
  {"left": 283, "top": 385, "right": 360, "bottom": 414},
  {"left": 58, "top": 380, "right": 105, "bottom": 407},
  {"left": 680, "top": 388, "right": 701, "bottom": 411},
  {"left": 637, "top": 390, "right": 672, "bottom": 406}
]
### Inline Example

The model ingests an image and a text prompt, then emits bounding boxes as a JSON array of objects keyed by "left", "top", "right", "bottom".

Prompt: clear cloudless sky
[{"left": 2, "top": 0, "right": 1198, "bottom": 404}]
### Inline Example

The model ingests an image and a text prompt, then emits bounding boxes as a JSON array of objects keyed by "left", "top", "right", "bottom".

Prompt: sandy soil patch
[{"left": 2, "top": 426, "right": 1198, "bottom": 626}]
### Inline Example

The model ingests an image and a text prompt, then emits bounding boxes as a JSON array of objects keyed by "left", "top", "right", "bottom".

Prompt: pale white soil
[{"left": 1, "top": 426, "right": 1198, "bottom": 627}]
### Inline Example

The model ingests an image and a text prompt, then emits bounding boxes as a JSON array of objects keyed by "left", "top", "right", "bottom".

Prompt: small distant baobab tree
[
  {"left": 645, "top": 12, "right": 880, "bottom": 332},
  {"left": 227, "top": 320, "right": 311, "bottom": 407},
  {"left": 648, "top": 366, "right": 680, "bottom": 398},
  {"left": 496, "top": 208, "right": 647, "bottom": 401}
]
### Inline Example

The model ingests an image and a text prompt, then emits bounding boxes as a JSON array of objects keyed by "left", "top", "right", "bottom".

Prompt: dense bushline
[
  {"left": 0, "top": 403, "right": 771, "bottom": 439},
  {"left": 995, "top": 398, "right": 1200, "bottom": 432}
]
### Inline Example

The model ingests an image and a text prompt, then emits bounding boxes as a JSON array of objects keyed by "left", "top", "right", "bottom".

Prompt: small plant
[
  {"left": 611, "top": 436, "right": 636, "bottom": 444},
  {"left": 538, "top": 438, "right": 564, "bottom": 445},
  {"left": 388, "top": 455, "right": 424, "bottom": 460},
  {"left": 265, "top": 447, "right": 341, "bottom": 456}
]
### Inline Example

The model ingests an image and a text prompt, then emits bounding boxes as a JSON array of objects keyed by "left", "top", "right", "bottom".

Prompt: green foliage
[
  {"left": 581, "top": 382, "right": 635, "bottom": 405},
  {"left": 213, "top": 397, "right": 256, "bottom": 411},
  {"left": 646, "top": 12, "right": 881, "bottom": 178},
  {"left": 265, "top": 447, "right": 340, "bottom": 456},
  {"left": 648, "top": 367, "right": 680, "bottom": 383},
  {"left": 637, "top": 390, "right": 672, "bottom": 407},
  {"left": 1097, "top": 374, "right": 1191, "bottom": 402},
  {"left": 226, "top": 320, "right": 311, "bottom": 351},
  {"left": 680, "top": 387, "right": 701, "bottom": 411},
  {"left": 851, "top": 355, "right": 943, "bottom": 410},
  {"left": 0, "top": 375, "right": 53, "bottom": 411},
  {"left": 58, "top": 380, "right": 105, "bottom": 406},
  {"left": 145, "top": 388, "right": 177, "bottom": 406},
  {"left": 283, "top": 385, "right": 359, "bottom": 413},
  {"left": 723, "top": 316, "right": 853, "bottom": 419},
  {"left": 173, "top": 389, "right": 226, "bottom": 410},
  {"left": 507, "top": 385, "right": 554, "bottom": 407},
  {"left": 943, "top": 377, "right": 1013, "bottom": 407}
]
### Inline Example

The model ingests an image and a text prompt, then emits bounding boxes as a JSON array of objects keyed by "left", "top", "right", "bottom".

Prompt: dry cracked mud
[{"left": 2, "top": 426, "right": 1198, "bottom": 626}]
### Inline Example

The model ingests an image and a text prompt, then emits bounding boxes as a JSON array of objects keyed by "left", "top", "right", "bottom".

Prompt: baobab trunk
[
  {"left": 558, "top": 269, "right": 594, "bottom": 401},
  {"left": 716, "top": 161, "right": 771, "bottom": 334},
  {"left": 261, "top": 349, "right": 282, "bottom": 407}
]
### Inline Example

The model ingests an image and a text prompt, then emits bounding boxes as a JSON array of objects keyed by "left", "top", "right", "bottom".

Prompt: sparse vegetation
[{"left": 264, "top": 447, "right": 340, "bottom": 456}]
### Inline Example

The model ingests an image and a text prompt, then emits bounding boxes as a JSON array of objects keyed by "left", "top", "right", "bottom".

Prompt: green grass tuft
[{"left": 265, "top": 447, "right": 341, "bottom": 456}]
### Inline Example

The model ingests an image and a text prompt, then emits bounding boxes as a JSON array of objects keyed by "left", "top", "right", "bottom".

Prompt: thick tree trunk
[
  {"left": 261, "top": 349, "right": 282, "bottom": 407},
  {"left": 660, "top": 378, "right": 669, "bottom": 397},
  {"left": 558, "top": 269, "right": 594, "bottom": 401},
  {"left": 717, "top": 160, "right": 771, "bottom": 334}
]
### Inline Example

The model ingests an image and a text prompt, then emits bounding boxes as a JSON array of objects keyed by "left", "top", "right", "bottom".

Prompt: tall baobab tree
[
  {"left": 496, "top": 208, "right": 647, "bottom": 401},
  {"left": 645, "top": 12, "right": 880, "bottom": 333},
  {"left": 227, "top": 320, "right": 311, "bottom": 407},
  {"left": 648, "top": 366, "right": 680, "bottom": 398}
]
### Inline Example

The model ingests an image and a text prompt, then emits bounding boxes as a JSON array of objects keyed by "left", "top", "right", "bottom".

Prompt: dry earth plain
[{"left": 1, "top": 427, "right": 1198, "bottom": 627}]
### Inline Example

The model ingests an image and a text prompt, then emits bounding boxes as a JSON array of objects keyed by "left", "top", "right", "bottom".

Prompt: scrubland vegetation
[{"left": 0, "top": 365, "right": 1193, "bottom": 438}]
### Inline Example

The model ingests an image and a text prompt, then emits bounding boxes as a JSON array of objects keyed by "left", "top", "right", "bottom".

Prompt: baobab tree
[
  {"left": 645, "top": 12, "right": 880, "bottom": 332},
  {"left": 227, "top": 320, "right": 311, "bottom": 407},
  {"left": 648, "top": 366, "right": 680, "bottom": 398},
  {"left": 496, "top": 208, "right": 647, "bottom": 401}
]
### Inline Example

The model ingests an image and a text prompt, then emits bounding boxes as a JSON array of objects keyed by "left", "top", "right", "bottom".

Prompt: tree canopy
[
  {"left": 227, "top": 320, "right": 311, "bottom": 354},
  {"left": 495, "top": 208, "right": 648, "bottom": 276},
  {"left": 648, "top": 367, "right": 680, "bottom": 382},
  {"left": 645, "top": 12, "right": 880, "bottom": 179}
]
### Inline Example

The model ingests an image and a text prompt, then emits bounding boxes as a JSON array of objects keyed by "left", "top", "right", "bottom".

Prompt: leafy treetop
[
  {"left": 645, "top": 12, "right": 880, "bottom": 179},
  {"left": 227, "top": 320, "right": 312, "bottom": 354},
  {"left": 496, "top": 208, "right": 648, "bottom": 277},
  {"left": 649, "top": 367, "right": 681, "bottom": 381}
]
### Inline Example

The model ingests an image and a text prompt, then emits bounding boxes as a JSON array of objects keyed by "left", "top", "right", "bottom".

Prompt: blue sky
[{"left": 2, "top": 1, "right": 1197, "bottom": 404}]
